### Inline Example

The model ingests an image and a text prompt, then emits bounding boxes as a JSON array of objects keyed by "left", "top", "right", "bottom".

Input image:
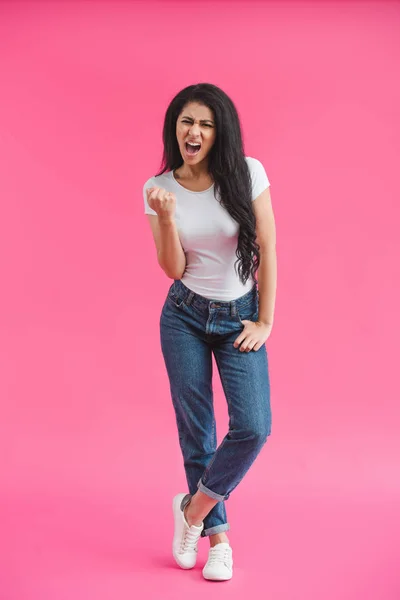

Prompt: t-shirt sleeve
[
  {"left": 143, "top": 177, "right": 158, "bottom": 216},
  {"left": 247, "top": 157, "right": 270, "bottom": 201}
]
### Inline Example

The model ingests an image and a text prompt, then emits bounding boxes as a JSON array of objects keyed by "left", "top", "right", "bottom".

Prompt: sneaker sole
[{"left": 203, "top": 572, "right": 233, "bottom": 581}]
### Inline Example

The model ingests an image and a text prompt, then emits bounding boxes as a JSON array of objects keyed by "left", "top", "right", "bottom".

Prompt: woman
[{"left": 143, "top": 83, "right": 277, "bottom": 581}]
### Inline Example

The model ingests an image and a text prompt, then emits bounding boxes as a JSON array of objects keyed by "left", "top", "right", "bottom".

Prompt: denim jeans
[{"left": 160, "top": 279, "right": 271, "bottom": 537}]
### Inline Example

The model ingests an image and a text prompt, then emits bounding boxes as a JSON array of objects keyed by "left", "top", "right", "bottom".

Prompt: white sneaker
[
  {"left": 202, "top": 542, "right": 233, "bottom": 581},
  {"left": 172, "top": 493, "right": 203, "bottom": 569}
]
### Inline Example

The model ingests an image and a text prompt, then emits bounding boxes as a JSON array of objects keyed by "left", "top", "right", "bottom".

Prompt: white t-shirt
[{"left": 143, "top": 156, "right": 270, "bottom": 301}]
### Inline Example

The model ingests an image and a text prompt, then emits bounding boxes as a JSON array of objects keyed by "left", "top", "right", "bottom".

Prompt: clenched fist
[{"left": 146, "top": 187, "right": 176, "bottom": 221}]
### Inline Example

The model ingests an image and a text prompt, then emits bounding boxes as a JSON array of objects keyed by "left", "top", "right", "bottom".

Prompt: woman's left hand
[{"left": 233, "top": 320, "right": 272, "bottom": 352}]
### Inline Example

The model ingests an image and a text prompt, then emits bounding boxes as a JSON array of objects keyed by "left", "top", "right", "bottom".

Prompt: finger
[
  {"left": 245, "top": 339, "right": 257, "bottom": 352},
  {"left": 239, "top": 336, "right": 253, "bottom": 352},
  {"left": 155, "top": 188, "right": 165, "bottom": 201},
  {"left": 148, "top": 187, "right": 160, "bottom": 202},
  {"left": 253, "top": 342, "right": 262, "bottom": 352},
  {"left": 160, "top": 190, "right": 173, "bottom": 204},
  {"left": 148, "top": 186, "right": 159, "bottom": 195},
  {"left": 233, "top": 330, "right": 247, "bottom": 348}
]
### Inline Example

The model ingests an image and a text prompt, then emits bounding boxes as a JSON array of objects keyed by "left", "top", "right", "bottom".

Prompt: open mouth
[{"left": 185, "top": 141, "right": 201, "bottom": 156}]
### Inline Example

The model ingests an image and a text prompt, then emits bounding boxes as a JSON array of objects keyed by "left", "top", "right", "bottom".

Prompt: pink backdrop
[{"left": 1, "top": 1, "right": 399, "bottom": 599}]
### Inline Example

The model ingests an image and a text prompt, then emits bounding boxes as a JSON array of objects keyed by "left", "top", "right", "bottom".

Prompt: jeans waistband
[{"left": 171, "top": 280, "right": 258, "bottom": 316}]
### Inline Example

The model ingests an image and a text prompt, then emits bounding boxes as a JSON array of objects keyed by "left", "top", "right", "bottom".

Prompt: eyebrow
[{"left": 181, "top": 115, "right": 215, "bottom": 124}]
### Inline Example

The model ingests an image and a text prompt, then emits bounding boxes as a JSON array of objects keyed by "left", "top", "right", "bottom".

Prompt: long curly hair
[{"left": 156, "top": 83, "right": 260, "bottom": 285}]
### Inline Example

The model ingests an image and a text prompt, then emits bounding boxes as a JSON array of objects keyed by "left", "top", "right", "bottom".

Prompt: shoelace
[
  {"left": 207, "top": 546, "right": 232, "bottom": 567},
  {"left": 180, "top": 527, "right": 201, "bottom": 553}
]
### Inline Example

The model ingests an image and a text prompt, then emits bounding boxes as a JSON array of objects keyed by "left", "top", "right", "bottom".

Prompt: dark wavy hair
[{"left": 156, "top": 83, "right": 260, "bottom": 286}]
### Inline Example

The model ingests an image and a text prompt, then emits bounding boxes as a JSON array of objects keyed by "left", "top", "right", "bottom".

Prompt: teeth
[{"left": 187, "top": 142, "right": 201, "bottom": 146}]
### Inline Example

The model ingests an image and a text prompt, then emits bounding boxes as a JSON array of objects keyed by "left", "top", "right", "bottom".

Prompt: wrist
[
  {"left": 258, "top": 317, "right": 273, "bottom": 327},
  {"left": 158, "top": 216, "right": 175, "bottom": 226}
]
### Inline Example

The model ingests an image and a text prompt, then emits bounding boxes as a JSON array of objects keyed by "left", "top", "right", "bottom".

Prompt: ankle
[
  {"left": 209, "top": 533, "right": 230, "bottom": 547},
  {"left": 184, "top": 502, "right": 203, "bottom": 528}
]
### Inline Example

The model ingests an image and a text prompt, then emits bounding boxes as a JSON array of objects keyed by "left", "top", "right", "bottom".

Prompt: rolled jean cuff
[
  {"left": 197, "top": 478, "right": 229, "bottom": 502},
  {"left": 201, "top": 523, "right": 230, "bottom": 538}
]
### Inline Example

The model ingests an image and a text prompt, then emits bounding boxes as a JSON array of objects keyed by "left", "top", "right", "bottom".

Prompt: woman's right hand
[{"left": 146, "top": 187, "right": 176, "bottom": 221}]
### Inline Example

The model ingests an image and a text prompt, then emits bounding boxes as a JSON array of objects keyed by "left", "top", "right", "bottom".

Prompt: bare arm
[
  {"left": 253, "top": 187, "right": 277, "bottom": 326},
  {"left": 147, "top": 215, "right": 186, "bottom": 279}
]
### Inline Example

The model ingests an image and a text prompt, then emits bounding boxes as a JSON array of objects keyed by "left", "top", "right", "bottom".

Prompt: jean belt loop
[
  {"left": 230, "top": 301, "right": 237, "bottom": 317},
  {"left": 186, "top": 291, "right": 195, "bottom": 306}
]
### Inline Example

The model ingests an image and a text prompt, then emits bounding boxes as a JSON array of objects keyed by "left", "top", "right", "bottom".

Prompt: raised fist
[{"left": 146, "top": 187, "right": 176, "bottom": 220}]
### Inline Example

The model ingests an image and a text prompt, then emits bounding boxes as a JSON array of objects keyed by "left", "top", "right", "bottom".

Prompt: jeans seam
[
  {"left": 215, "top": 351, "right": 235, "bottom": 431},
  {"left": 201, "top": 352, "right": 233, "bottom": 496},
  {"left": 200, "top": 444, "right": 222, "bottom": 489},
  {"left": 200, "top": 350, "right": 240, "bottom": 498}
]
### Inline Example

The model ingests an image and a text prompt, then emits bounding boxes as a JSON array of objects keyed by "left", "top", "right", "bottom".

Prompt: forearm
[
  {"left": 158, "top": 217, "right": 186, "bottom": 279},
  {"left": 257, "top": 246, "right": 277, "bottom": 325}
]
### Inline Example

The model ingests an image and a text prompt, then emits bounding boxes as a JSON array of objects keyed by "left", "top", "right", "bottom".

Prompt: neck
[{"left": 177, "top": 159, "right": 210, "bottom": 179}]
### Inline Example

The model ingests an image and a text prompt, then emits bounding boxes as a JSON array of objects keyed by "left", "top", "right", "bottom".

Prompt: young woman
[{"left": 143, "top": 83, "right": 277, "bottom": 581}]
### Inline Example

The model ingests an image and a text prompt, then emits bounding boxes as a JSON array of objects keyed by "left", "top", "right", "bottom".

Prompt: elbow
[
  {"left": 169, "top": 263, "right": 186, "bottom": 279},
  {"left": 157, "top": 251, "right": 186, "bottom": 280},
  {"left": 164, "top": 268, "right": 185, "bottom": 280},
  {"left": 158, "top": 259, "right": 185, "bottom": 280}
]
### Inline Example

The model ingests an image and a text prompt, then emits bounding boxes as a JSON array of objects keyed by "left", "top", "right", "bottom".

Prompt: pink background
[{"left": 1, "top": 1, "right": 399, "bottom": 599}]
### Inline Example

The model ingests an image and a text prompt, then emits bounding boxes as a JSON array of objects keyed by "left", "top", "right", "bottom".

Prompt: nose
[{"left": 188, "top": 122, "right": 201, "bottom": 136}]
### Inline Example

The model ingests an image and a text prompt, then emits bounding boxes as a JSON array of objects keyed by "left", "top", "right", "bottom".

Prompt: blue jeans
[{"left": 160, "top": 279, "right": 271, "bottom": 537}]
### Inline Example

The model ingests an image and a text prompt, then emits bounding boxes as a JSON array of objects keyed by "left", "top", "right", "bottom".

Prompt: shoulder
[
  {"left": 245, "top": 156, "right": 266, "bottom": 174},
  {"left": 244, "top": 156, "right": 270, "bottom": 201},
  {"left": 143, "top": 176, "right": 155, "bottom": 193},
  {"left": 143, "top": 172, "right": 173, "bottom": 216},
  {"left": 143, "top": 172, "right": 171, "bottom": 192}
]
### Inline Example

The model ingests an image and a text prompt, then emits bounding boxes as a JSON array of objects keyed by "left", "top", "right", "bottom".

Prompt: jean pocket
[
  {"left": 167, "top": 291, "right": 186, "bottom": 309},
  {"left": 236, "top": 301, "right": 259, "bottom": 324}
]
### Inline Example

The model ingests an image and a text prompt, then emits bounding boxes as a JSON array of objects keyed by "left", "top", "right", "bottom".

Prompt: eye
[{"left": 181, "top": 119, "right": 213, "bottom": 127}]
